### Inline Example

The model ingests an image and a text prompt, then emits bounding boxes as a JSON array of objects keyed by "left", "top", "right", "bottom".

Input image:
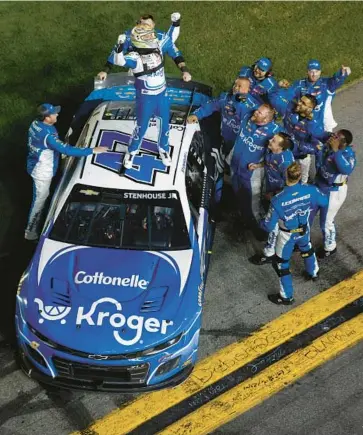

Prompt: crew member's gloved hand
[{"left": 171, "top": 12, "right": 181, "bottom": 26}]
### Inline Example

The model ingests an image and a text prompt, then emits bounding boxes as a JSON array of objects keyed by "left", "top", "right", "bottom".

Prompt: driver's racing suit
[
  {"left": 25, "top": 121, "right": 93, "bottom": 240},
  {"left": 116, "top": 24, "right": 180, "bottom": 55},
  {"left": 112, "top": 39, "right": 174, "bottom": 156},
  {"left": 260, "top": 182, "right": 327, "bottom": 300},
  {"left": 105, "top": 28, "right": 183, "bottom": 74}
]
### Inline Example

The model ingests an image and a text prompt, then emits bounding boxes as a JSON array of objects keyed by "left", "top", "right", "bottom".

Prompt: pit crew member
[
  {"left": 311, "top": 129, "right": 356, "bottom": 258},
  {"left": 260, "top": 162, "right": 328, "bottom": 305},
  {"left": 249, "top": 132, "right": 295, "bottom": 265},
  {"left": 278, "top": 59, "right": 351, "bottom": 132},
  {"left": 25, "top": 104, "right": 108, "bottom": 241},
  {"left": 273, "top": 93, "right": 325, "bottom": 184},
  {"left": 111, "top": 25, "right": 191, "bottom": 169},
  {"left": 238, "top": 57, "right": 278, "bottom": 105},
  {"left": 97, "top": 13, "right": 184, "bottom": 81},
  {"left": 229, "top": 104, "right": 281, "bottom": 229},
  {"left": 187, "top": 77, "right": 260, "bottom": 203}
]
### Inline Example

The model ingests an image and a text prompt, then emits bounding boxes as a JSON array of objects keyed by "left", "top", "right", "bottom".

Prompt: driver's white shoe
[
  {"left": 123, "top": 151, "right": 137, "bottom": 169},
  {"left": 159, "top": 149, "right": 172, "bottom": 167}
]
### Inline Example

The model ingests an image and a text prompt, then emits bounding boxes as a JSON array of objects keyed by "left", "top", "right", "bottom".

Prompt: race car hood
[{"left": 21, "top": 239, "right": 198, "bottom": 353}]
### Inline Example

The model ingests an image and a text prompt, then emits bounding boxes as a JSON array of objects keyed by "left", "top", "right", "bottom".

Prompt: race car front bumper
[{"left": 18, "top": 348, "right": 194, "bottom": 392}]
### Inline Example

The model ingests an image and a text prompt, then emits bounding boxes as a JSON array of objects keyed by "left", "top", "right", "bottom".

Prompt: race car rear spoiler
[{"left": 92, "top": 72, "right": 212, "bottom": 106}]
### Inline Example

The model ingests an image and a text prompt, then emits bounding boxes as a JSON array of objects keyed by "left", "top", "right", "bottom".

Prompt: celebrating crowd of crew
[
  {"left": 25, "top": 12, "right": 357, "bottom": 305},
  {"left": 188, "top": 54, "right": 355, "bottom": 305}
]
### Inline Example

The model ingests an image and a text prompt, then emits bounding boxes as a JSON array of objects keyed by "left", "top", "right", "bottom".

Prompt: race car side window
[{"left": 186, "top": 131, "right": 204, "bottom": 212}]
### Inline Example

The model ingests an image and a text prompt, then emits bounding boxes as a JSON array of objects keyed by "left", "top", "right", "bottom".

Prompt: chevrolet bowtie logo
[{"left": 88, "top": 354, "right": 109, "bottom": 360}]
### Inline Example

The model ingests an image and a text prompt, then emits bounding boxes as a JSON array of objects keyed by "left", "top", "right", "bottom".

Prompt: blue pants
[
  {"left": 129, "top": 90, "right": 170, "bottom": 154},
  {"left": 274, "top": 228, "right": 319, "bottom": 299}
]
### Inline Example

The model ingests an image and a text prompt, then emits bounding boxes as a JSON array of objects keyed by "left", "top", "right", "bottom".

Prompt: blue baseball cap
[
  {"left": 37, "top": 103, "right": 61, "bottom": 117},
  {"left": 307, "top": 59, "right": 321, "bottom": 71},
  {"left": 256, "top": 57, "right": 272, "bottom": 72}
]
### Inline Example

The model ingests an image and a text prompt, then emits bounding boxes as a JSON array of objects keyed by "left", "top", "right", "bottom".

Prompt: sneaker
[
  {"left": 159, "top": 149, "right": 172, "bottom": 167},
  {"left": 123, "top": 151, "right": 137, "bottom": 169},
  {"left": 248, "top": 253, "right": 274, "bottom": 266},
  {"left": 268, "top": 293, "right": 294, "bottom": 305},
  {"left": 317, "top": 247, "right": 337, "bottom": 259},
  {"left": 303, "top": 271, "right": 319, "bottom": 282}
]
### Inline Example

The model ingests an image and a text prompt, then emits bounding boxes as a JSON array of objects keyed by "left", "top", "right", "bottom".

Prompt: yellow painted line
[
  {"left": 72, "top": 270, "right": 363, "bottom": 435},
  {"left": 158, "top": 313, "right": 363, "bottom": 435}
]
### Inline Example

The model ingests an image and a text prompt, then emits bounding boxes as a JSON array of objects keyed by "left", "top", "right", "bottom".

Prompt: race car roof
[
  {"left": 63, "top": 73, "right": 211, "bottom": 194},
  {"left": 74, "top": 102, "right": 200, "bottom": 192}
]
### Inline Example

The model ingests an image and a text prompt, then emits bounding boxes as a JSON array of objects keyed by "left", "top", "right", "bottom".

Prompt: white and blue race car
[{"left": 15, "top": 74, "right": 222, "bottom": 391}]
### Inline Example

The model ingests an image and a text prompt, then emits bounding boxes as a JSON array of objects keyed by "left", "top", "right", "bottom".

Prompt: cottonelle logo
[
  {"left": 75, "top": 271, "right": 149, "bottom": 290},
  {"left": 34, "top": 297, "right": 174, "bottom": 346}
]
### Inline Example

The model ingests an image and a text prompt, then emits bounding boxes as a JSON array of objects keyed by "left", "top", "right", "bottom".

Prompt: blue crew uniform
[
  {"left": 312, "top": 143, "right": 356, "bottom": 253},
  {"left": 239, "top": 66, "right": 278, "bottom": 105},
  {"left": 261, "top": 183, "right": 328, "bottom": 300},
  {"left": 25, "top": 118, "right": 93, "bottom": 240},
  {"left": 288, "top": 69, "right": 347, "bottom": 131},
  {"left": 282, "top": 101, "right": 325, "bottom": 183},
  {"left": 192, "top": 91, "right": 260, "bottom": 154},
  {"left": 262, "top": 147, "right": 295, "bottom": 258},
  {"left": 231, "top": 116, "right": 281, "bottom": 222},
  {"left": 264, "top": 148, "right": 295, "bottom": 194},
  {"left": 192, "top": 91, "right": 259, "bottom": 203},
  {"left": 271, "top": 68, "right": 348, "bottom": 131}
]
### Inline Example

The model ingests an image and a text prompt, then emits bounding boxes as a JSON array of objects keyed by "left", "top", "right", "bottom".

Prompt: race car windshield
[{"left": 49, "top": 185, "right": 190, "bottom": 251}]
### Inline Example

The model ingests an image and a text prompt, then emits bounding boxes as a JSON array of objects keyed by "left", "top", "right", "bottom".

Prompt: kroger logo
[
  {"left": 34, "top": 297, "right": 173, "bottom": 346},
  {"left": 74, "top": 271, "right": 149, "bottom": 290}
]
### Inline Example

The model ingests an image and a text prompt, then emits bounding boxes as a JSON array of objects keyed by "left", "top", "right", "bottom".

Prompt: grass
[
  {"left": 0, "top": 1, "right": 363, "bottom": 248},
  {"left": 1, "top": 2, "right": 363, "bottom": 161}
]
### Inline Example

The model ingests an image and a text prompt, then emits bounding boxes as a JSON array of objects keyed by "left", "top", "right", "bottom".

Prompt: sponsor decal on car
[
  {"left": 74, "top": 271, "right": 149, "bottom": 289},
  {"left": 34, "top": 297, "right": 173, "bottom": 346},
  {"left": 93, "top": 130, "right": 173, "bottom": 185}
]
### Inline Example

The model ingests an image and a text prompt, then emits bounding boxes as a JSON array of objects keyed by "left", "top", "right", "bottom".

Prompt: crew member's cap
[
  {"left": 256, "top": 57, "right": 272, "bottom": 72},
  {"left": 307, "top": 59, "right": 321, "bottom": 71},
  {"left": 37, "top": 103, "right": 61, "bottom": 117}
]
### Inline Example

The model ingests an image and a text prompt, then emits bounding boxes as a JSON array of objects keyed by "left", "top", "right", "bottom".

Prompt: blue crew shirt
[
  {"left": 261, "top": 183, "right": 328, "bottom": 233},
  {"left": 316, "top": 145, "right": 356, "bottom": 193},
  {"left": 192, "top": 91, "right": 259, "bottom": 144},
  {"left": 27, "top": 120, "right": 93, "bottom": 180},
  {"left": 231, "top": 116, "right": 281, "bottom": 180},
  {"left": 264, "top": 148, "right": 295, "bottom": 193},
  {"left": 239, "top": 66, "right": 278, "bottom": 104}
]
